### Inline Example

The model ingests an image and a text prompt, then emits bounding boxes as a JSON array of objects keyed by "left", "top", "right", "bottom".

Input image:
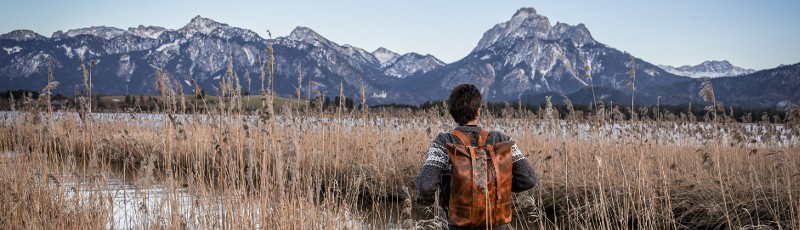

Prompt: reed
[{"left": 1, "top": 51, "right": 798, "bottom": 230}]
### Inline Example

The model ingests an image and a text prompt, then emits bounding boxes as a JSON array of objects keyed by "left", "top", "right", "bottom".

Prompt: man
[{"left": 416, "top": 84, "right": 538, "bottom": 229}]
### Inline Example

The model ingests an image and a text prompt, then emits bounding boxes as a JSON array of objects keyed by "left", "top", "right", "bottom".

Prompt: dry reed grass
[{"left": 1, "top": 50, "right": 798, "bottom": 230}]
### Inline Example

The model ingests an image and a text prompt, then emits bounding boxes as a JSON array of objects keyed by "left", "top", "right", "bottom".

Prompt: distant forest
[{"left": 0, "top": 89, "right": 794, "bottom": 123}]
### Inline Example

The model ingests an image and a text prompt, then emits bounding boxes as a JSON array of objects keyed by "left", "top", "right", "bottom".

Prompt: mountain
[
  {"left": 402, "top": 7, "right": 687, "bottom": 104},
  {"left": 370, "top": 47, "right": 443, "bottom": 78},
  {"left": 1, "top": 9, "right": 798, "bottom": 108},
  {"left": 372, "top": 47, "right": 399, "bottom": 67},
  {"left": 0, "top": 16, "right": 440, "bottom": 103},
  {"left": 658, "top": 60, "right": 756, "bottom": 78},
  {"left": 640, "top": 62, "right": 800, "bottom": 108},
  {"left": 0, "top": 30, "right": 46, "bottom": 41}
]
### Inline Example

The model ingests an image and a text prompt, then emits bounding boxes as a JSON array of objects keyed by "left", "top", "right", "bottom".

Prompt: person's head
[{"left": 447, "top": 84, "right": 482, "bottom": 125}]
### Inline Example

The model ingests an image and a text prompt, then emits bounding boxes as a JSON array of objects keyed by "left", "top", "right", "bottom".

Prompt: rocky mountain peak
[
  {"left": 658, "top": 60, "right": 756, "bottom": 78},
  {"left": 0, "top": 30, "right": 46, "bottom": 41},
  {"left": 288, "top": 26, "right": 331, "bottom": 46},
  {"left": 549, "top": 22, "right": 595, "bottom": 46},
  {"left": 513, "top": 7, "right": 538, "bottom": 18},
  {"left": 700, "top": 60, "right": 731, "bottom": 67},
  {"left": 372, "top": 47, "right": 399, "bottom": 66},
  {"left": 58, "top": 26, "right": 127, "bottom": 39},
  {"left": 474, "top": 7, "right": 552, "bottom": 52},
  {"left": 127, "top": 25, "right": 167, "bottom": 39},
  {"left": 381, "top": 52, "right": 444, "bottom": 79},
  {"left": 180, "top": 15, "right": 224, "bottom": 37}
]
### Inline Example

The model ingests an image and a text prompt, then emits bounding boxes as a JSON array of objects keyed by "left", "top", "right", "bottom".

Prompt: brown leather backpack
[{"left": 445, "top": 129, "right": 515, "bottom": 228}]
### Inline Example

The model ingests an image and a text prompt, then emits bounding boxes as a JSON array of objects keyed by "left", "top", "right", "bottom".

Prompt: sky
[{"left": 1, "top": 0, "right": 798, "bottom": 70}]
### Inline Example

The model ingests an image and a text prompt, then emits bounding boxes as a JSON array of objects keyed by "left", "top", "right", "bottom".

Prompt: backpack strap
[
  {"left": 486, "top": 146, "right": 502, "bottom": 201},
  {"left": 478, "top": 130, "right": 489, "bottom": 147},
  {"left": 453, "top": 129, "right": 491, "bottom": 147},
  {"left": 451, "top": 130, "right": 471, "bottom": 146}
]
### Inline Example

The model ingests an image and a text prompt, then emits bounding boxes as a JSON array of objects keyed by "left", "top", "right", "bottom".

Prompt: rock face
[
  {"left": 0, "top": 16, "right": 440, "bottom": 103},
  {"left": 658, "top": 60, "right": 757, "bottom": 78},
  {"left": 0, "top": 9, "right": 797, "bottom": 108},
  {"left": 402, "top": 7, "right": 686, "bottom": 103},
  {"left": 0, "top": 30, "right": 46, "bottom": 41}
]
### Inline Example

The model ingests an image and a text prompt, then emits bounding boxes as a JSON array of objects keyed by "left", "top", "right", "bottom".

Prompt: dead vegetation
[{"left": 0, "top": 56, "right": 798, "bottom": 230}]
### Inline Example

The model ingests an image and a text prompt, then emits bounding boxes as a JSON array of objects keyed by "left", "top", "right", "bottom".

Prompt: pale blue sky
[{"left": 1, "top": 0, "right": 798, "bottom": 70}]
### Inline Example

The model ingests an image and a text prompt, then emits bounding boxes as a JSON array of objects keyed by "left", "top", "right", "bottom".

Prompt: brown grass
[
  {"left": 0, "top": 53, "right": 798, "bottom": 229},
  {"left": 1, "top": 101, "right": 798, "bottom": 229}
]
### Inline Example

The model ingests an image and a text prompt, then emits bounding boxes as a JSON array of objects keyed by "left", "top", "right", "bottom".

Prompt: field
[
  {"left": 1, "top": 57, "right": 799, "bottom": 229},
  {"left": 1, "top": 89, "right": 799, "bottom": 229}
]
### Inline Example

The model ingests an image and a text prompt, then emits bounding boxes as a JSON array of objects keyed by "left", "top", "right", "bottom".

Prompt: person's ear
[{"left": 477, "top": 108, "right": 481, "bottom": 118}]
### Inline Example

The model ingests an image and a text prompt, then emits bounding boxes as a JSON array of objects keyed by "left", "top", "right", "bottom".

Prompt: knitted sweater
[{"left": 415, "top": 125, "right": 538, "bottom": 228}]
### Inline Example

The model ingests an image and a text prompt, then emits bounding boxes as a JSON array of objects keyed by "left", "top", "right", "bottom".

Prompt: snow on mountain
[
  {"left": 127, "top": 25, "right": 167, "bottom": 39},
  {"left": 657, "top": 60, "right": 756, "bottom": 78},
  {"left": 179, "top": 15, "right": 223, "bottom": 38},
  {"left": 372, "top": 47, "right": 399, "bottom": 67},
  {"left": 1, "top": 10, "right": 793, "bottom": 108},
  {"left": 56, "top": 26, "right": 127, "bottom": 39},
  {"left": 474, "top": 7, "right": 554, "bottom": 52},
  {"left": 0, "top": 30, "right": 46, "bottom": 41},
  {"left": 408, "top": 7, "right": 681, "bottom": 104},
  {"left": 2, "top": 46, "right": 22, "bottom": 55},
  {"left": 287, "top": 26, "right": 333, "bottom": 47},
  {"left": 369, "top": 47, "right": 444, "bottom": 78},
  {"left": 382, "top": 53, "right": 443, "bottom": 78}
]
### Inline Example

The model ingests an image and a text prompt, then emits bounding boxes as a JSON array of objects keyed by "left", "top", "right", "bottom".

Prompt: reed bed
[
  {"left": 1, "top": 99, "right": 798, "bottom": 229},
  {"left": 1, "top": 55, "right": 798, "bottom": 229}
]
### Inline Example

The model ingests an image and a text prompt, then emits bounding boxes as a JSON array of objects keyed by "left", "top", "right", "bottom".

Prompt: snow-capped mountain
[
  {"left": 53, "top": 26, "right": 128, "bottom": 40},
  {"left": 403, "top": 7, "right": 686, "bottom": 103},
  {"left": 0, "top": 9, "right": 797, "bottom": 107},
  {"left": 0, "top": 30, "right": 46, "bottom": 41},
  {"left": 371, "top": 47, "right": 443, "bottom": 78},
  {"left": 127, "top": 25, "right": 168, "bottom": 39},
  {"left": 381, "top": 53, "right": 444, "bottom": 78},
  {"left": 373, "top": 47, "right": 399, "bottom": 67},
  {"left": 657, "top": 60, "right": 756, "bottom": 78},
  {"left": 0, "top": 16, "right": 441, "bottom": 103}
]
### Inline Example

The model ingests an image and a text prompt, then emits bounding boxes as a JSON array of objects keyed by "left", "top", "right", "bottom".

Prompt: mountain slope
[
  {"left": 0, "top": 17, "right": 442, "bottom": 104},
  {"left": 658, "top": 60, "right": 756, "bottom": 78},
  {"left": 403, "top": 7, "right": 688, "bottom": 104},
  {"left": 0, "top": 8, "right": 797, "bottom": 108}
]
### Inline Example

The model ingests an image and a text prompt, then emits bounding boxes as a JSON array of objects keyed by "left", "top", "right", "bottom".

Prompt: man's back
[{"left": 415, "top": 125, "right": 538, "bottom": 228}]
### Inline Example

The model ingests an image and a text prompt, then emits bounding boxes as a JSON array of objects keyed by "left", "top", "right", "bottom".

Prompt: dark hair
[{"left": 448, "top": 84, "right": 482, "bottom": 125}]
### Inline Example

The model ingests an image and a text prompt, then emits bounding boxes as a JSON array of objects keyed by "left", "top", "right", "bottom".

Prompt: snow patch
[
  {"left": 3, "top": 46, "right": 22, "bottom": 54},
  {"left": 60, "top": 44, "right": 73, "bottom": 58},
  {"left": 156, "top": 40, "right": 180, "bottom": 52},
  {"left": 373, "top": 47, "right": 399, "bottom": 65},
  {"left": 480, "top": 55, "right": 491, "bottom": 60},
  {"left": 75, "top": 46, "right": 89, "bottom": 58},
  {"left": 242, "top": 48, "right": 254, "bottom": 65},
  {"left": 644, "top": 69, "right": 658, "bottom": 77}
]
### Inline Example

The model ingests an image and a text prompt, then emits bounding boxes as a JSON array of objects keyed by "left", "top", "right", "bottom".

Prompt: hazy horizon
[{"left": 1, "top": 0, "right": 798, "bottom": 70}]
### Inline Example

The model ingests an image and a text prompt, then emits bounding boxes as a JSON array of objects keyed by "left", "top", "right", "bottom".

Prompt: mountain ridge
[
  {"left": 658, "top": 60, "right": 756, "bottom": 78},
  {"left": 1, "top": 9, "right": 797, "bottom": 108}
]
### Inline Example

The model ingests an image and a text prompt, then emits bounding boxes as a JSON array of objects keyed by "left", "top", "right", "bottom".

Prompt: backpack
[{"left": 445, "top": 129, "right": 515, "bottom": 227}]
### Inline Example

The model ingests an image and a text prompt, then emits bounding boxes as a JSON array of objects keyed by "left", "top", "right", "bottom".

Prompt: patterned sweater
[{"left": 415, "top": 125, "right": 538, "bottom": 220}]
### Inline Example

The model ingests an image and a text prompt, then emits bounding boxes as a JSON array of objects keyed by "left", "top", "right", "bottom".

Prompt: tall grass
[{"left": 0, "top": 52, "right": 798, "bottom": 229}]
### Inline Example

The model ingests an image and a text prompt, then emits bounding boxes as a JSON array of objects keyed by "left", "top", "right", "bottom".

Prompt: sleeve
[
  {"left": 511, "top": 157, "right": 538, "bottom": 193},
  {"left": 415, "top": 133, "right": 449, "bottom": 205},
  {"left": 494, "top": 132, "right": 538, "bottom": 192}
]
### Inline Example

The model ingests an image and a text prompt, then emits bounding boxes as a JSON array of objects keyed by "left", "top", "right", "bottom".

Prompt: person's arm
[
  {"left": 415, "top": 134, "right": 449, "bottom": 205},
  {"left": 510, "top": 143, "right": 538, "bottom": 192}
]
